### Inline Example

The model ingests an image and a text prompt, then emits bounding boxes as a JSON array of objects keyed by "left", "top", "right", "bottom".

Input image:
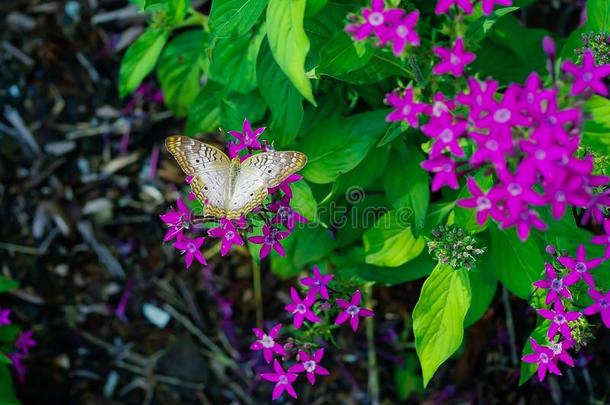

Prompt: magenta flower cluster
[
  {"left": 435, "top": 0, "right": 513, "bottom": 15},
  {"left": 0, "top": 309, "right": 36, "bottom": 384},
  {"left": 250, "top": 266, "right": 374, "bottom": 400},
  {"left": 159, "top": 118, "right": 308, "bottom": 268},
  {"left": 345, "top": 0, "right": 420, "bottom": 57},
  {"left": 386, "top": 42, "right": 610, "bottom": 241},
  {"left": 523, "top": 228, "right": 610, "bottom": 381}
]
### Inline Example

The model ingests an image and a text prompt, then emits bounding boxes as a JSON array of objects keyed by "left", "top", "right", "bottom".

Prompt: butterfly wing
[
  {"left": 165, "top": 136, "right": 231, "bottom": 217},
  {"left": 225, "top": 151, "right": 307, "bottom": 218}
]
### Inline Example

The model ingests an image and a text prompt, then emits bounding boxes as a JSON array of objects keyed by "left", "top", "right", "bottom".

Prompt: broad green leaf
[
  {"left": 318, "top": 31, "right": 374, "bottom": 77},
  {"left": 290, "top": 180, "right": 318, "bottom": 222},
  {"left": 147, "top": 0, "right": 188, "bottom": 23},
  {"left": 453, "top": 171, "right": 493, "bottom": 233},
  {"left": 219, "top": 90, "right": 267, "bottom": 131},
  {"left": 157, "top": 30, "right": 208, "bottom": 116},
  {"left": 413, "top": 264, "right": 471, "bottom": 387},
  {"left": 210, "top": 28, "right": 265, "bottom": 94},
  {"left": 209, "top": 0, "right": 268, "bottom": 38},
  {"left": 0, "top": 353, "right": 10, "bottom": 365},
  {"left": 299, "top": 110, "right": 389, "bottom": 183},
  {"left": 0, "top": 365, "right": 19, "bottom": 405},
  {"left": 119, "top": 28, "right": 168, "bottom": 98},
  {"left": 362, "top": 210, "right": 425, "bottom": 267},
  {"left": 464, "top": 250, "right": 498, "bottom": 327},
  {"left": 304, "top": 1, "right": 351, "bottom": 68},
  {"left": 333, "top": 194, "right": 391, "bottom": 249},
  {"left": 583, "top": 95, "right": 610, "bottom": 153},
  {"left": 271, "top": 223, "right": 334, "bottom": 277},
  {"left": 489, "top": 227, "right": 543, "bottom": 299},
  {"left": 257, "top": 40, "right": 304, "bottom": 147},
  {"left": 518, "top": 320, "right": 550, "bottom": 385},
  {"left": 0, "top": 278, "right": 18, "bottom": 294},
  {"left": 328, "top": 50, "right": 412, "bottom": 84},
  {"left": 185, "top": 82, "right": 223, "bottom": 135},
  {"left": 466, "top": 6, "right": 520, "bottom": 43},
  {"left": 377, "top": 121, "right": 407, "bottom": 147},
  {"left": 382, "top": 147, "right": 429, "bottom": 231},
  {"left": 587, "top": 0, "right": 610, "bottom": 32},
  {"left": 266, "top": 0, "right": 316, "bottom": 105}
]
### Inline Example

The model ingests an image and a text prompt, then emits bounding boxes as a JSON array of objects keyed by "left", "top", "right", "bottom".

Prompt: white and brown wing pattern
[{"left": 165, "top": 136, "right": 231, "bottom": 217}]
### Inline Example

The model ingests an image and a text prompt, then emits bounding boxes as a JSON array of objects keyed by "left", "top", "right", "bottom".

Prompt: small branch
[{"left": 252, "top": 260, "right": 263, "bottom": 327}]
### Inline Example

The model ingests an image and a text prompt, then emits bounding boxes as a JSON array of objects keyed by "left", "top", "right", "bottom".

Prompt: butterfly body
[{"left": 165, "top": 136, "right": 307, "bottom": 219}]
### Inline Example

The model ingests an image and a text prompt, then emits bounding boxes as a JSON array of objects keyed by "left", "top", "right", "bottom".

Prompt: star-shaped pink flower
[
  {"left": 385, "top": 87, "right": 426, "bottom": 128},
  {"left": 432, "top": 38, "right": 476, "bottom": 77},
  {"left": 421, "top": 113, "right": 467, "bottom": 158},
  {"left": 335, "top": 290, "right": 374, "bottom": 332},
  {"left": 537, "top": 301, "right": 581, "bottom": 341},
  {"left": 248, "top": 225, "right": 289, "bottom": 259},
  {"left": 421, "top": 156, "right": 459, "bottom": 192},
  {"left": 521, "top": 338, "right": 561, "bottom": 381},
  {"left": 434, "top": 0, "right": 473, "bottom": 15},
  {"left": 173, "top": 236, "right": 206, "bottom": 269},
  {"left": 250, "top": 323, "right": 286, "bottom": 363},
  {"left": 228, "top": 118, "right": 265, "bottom": 158},
  {"left": 457, "top": 177, "right": 504, "bottom": 225},
  {"left": 533, "top": 263, "right": 576, "bottom": 305},
  {"left": 261, "top": 359, "right": 298, "bottom": 400},
  {"left": 288, "top": 349, "right": 330, "bottom": 385},
  {"left": 300, "top": 265, "right": 333, "bottom": 300},
  {"left": 208, "top": 218, "right": 244, "bottom": 256},
  {"left": 558, "top": 244, "right": 604, "bottom": 287},
  {"left": 583, "top": 289, "right": 610, "bottom": 328},
  {"left": 284, "top": 288, "right": 321, "bottom": 329},
  {"left": 562, "top": 49, "right": 610, "bottom": 96}
]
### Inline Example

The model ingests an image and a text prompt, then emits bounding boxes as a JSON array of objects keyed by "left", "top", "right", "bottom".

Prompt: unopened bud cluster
[
  {"left": 577, "top": 32, "right": 610, "bottom": 65},
  {"left": 427, "top": 224, "right": 485, "bottom": 270}
]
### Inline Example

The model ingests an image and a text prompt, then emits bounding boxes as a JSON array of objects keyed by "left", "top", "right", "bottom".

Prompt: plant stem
[
  {"left": 502, "top": 286, "right": 518, "bottom": 366},
  {"left": 252, "top": 259, "right": 263, "bottom": 327},
  {"left": 365, "top": 285, "right": 379, "bottom": 405}
]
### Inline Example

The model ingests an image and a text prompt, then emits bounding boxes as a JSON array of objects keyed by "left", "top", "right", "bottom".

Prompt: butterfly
[{"left": 165, "top": 136, "right": 307, "bottom": 219}]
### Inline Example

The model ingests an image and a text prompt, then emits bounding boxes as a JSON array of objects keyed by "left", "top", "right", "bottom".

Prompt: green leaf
[
  {"left": 586, "top": 0, "right": 610, "bottom": 32},
  {"left": 466, "top": 6, "right": 520, "bottom": 43},
  {"left": 209, "top": 0, "right": 268, "bottom": 38},
  {"left": 266, "top": 0, "right": 316, "bottom": 105},
  {"left": 377, "top": 121, "right": 407, "bottom": 147},
  {"left": 271, "top": 223, "right": 334, "bottom": 277},
  {"left": 583, "top": 95, "right": 610, "bottom": 153},
  {"left": 489, "top": 227, "right": 543, "bottom": 299},
  {"left": 413, "top": 264, "right": 472, "bottom": 387},
  {"left": 303, "top": 1, "right": 351, "bottom": 68},
  {"left": 518, "top": 320, "right": 550, "bottom": 385},
  {"left": 185, "top": 82, "right": 223, "bottom": 135},
  {"left": 290, "top": 180, "right": 317, "bottom": 222},
  {"left": 210, "top": 28, "right": 265, "bottom": 94},
  {"left": 157, "top": 30, "right": 208, "bottom": 116},
  {"left": 299, "top": 110, "right": 389, "bottom": 183},
  {"left": 362, "top": 210, "right": 426, "bottom": 267},
  {"left": 327, "top": 50, "right": 412, "bottom": 84},
  {"left": 382, "top": 147, "right": 429, "bottom": 231},
  {"left": 257, "top": 40, "right": 304, "bottom": 147},
  {"left": 464, "top": 253, "right": 498, "bottom": 328},
  {"left": 318, "top": 31, "right": 374, "bottom": 77},
  {"left": 119, "top": 28, "right": 168, "bottom": 98},
  {"left": 333, "top": 194, "right": 391, "bottom": 249},
  {"left": 0, "top": 278, "right": 18, "bottom": 294},
  {"left": 0, "top": 354, "right": 10, "bottom": 365},
  {"left": 0, "top": 365, "right": 19, "bottom": 405}
]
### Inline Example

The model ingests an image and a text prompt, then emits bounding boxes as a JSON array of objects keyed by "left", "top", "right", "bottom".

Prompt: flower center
[
  {"left": 368, "top": 11, "right": 384, "bottom": 26},
  {"left": 303, "top": 360, "right": 316, "bottom": 373},
  {"left": 442, "top": 163, "right": 452, "bottom": 172},
  {"left": 575, "top": 262, "right": 587, "bottom": 273},
  {"left": 582, "top": 72, "right": 593, "bottom": 82},
  {"left": 600, "top": 299, "right": 609, "bottom": 309},
  {"left": 507, "top": 183, "right": 522, "bottom": 196},
  {"left": 554, "top": 314, "right": 566, "bottom": 324},
  {"left": 450, "top": 54, "right": 461, "bottom": 65},
  {"left": 187, "top": 242, "right": 196, "bottom": 253},
  {"left": 494, "top": 108, "right": 512, "bottom": 123},
  {"left": 346, "top": 305, "right": 360, "bottom": 317},
  {"left": 485, "top": 139, "right": 499, "bottom": 151},
  {"left": 551, "top": 278, "right": 563, "bottom": 291},
  {"left": 539, "top": 353, "right": 549, "bottom": 364},
  {"left": 295, "top": 303, "right": 307, "bottom": 314},
  {"left": 261, "top": 334, "right": 274, "bottom": 348},
  {"left": 396, "top": 25, "right": 408, "bottom": 38},
  {"left": 432, "top": 101, "right": 448, "bottom": 116},
  {"left": 401, "top": 105, "right": 412, "bottom": 115},
  {"left": 225, "top": 230, "right": 234, "bottom": 240},
  {"left": 264, "top": 235, "right": 276, "bottom": 245},
  {"left": 535, "top": 150, "right": 546, "bottom": 160},
  {"left": 439, "top": 129, "right": 453, "bottom": 142},
  {"left": 476, "top": 196, "right": 491, "bottom": 211},
  {"left": 278, "top": 206, "right": 290, "bottom": 219},
  {"left": 546, "top": 115, "right": 558, "bottom": 125},
  {"left": 551, "top": 343, "right": 562, "bottom": 355},
  {"left": 526, "top": 93, "right": 535, "bottom": 104},
  {"left": 555, "top": 191, "right": 566, "bottom": 202},
  {"left": 278, "top": 375, "right": 288, "bottom": 385},
  {"left": 476, "top": 95, "right": 483, "bottom": 105}
]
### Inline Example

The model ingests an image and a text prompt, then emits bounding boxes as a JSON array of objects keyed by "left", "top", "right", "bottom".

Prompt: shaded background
[{"left": 1, "top": 0, "right": 609, "bottom": 403}]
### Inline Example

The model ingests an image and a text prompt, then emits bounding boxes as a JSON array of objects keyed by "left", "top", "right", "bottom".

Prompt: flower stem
[
  {"left": 252, "top": 259, "right": 263, "bottom": 327},
  {"left": 365, "top": 285, "right": 379, "bottom": 405}
]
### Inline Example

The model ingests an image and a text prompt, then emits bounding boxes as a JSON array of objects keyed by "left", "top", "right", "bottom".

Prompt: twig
[
  {"left": 4, "top": 105, "right": 42, "bottom": 157},
  {"left": 502, "top": 286, "right": 518, "bottom": 366},
  {"left": 252, "top": 260, "right": 263, "bottom": 327},
  {"left": 365, "top": 285, "right": 379, "bottom": 405},
  {"left": 76, "top": 221, "right": 126, "bottom": 278},
  {"left": 1, "top": 41, "right": 35, "bottom": 67}
]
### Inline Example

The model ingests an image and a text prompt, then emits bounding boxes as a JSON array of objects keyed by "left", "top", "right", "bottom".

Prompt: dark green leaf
[
  {"left": 466, "top": 6, "right": 520, "bottom": 43},
  {"left": 0, "top": 365, "right": 20, "bottom": 405},
  {"left": 185, "top": 82, "right": 223, "bottom": 135},
  {"left": 318, "top": 31, "right": 374, "bottom": 77},
  {"left": 0, "top": 278, "right": 18, "bottom": 294}
]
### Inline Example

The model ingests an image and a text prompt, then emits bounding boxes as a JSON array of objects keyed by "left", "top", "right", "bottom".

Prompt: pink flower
[
  {"left": 543, "top": 169, "right": 588, "bottom": 219},
  {"left": 424, "top": 92, "right": 456, "bottom": 117},
  {"left": 284, "top": 288, "right": 321, "bottom": 329},
  {"left": 160, "top": 199, "right": 192, "bottom": 242},
  {"left": 502, "top": 208, "right": 547, "bottom": 241},
  {"left": 434, "top": 0, "right": 473, "bottom": 15},
  {"left": 248, "top": 225, "right": 289, "bottom": 259},
  {"left": 590, "top": 218, "right": 610, "bottom": 258},
  {"left": 583, "top": 289, "right": 610, "bottom": 328},
  {"left": 457, "top": 177, "right": 504, "bottom": 225},
  {"left": 558, "top": 244, "right": 604, "bottom": 287},
  {"left": 8, "top": 352, "right": 26, "bottom": 383},
  {"left": 345, "top": 0, "right": 403, "bottom": 41},
  {"left": 537, "top": 301, "right": 581, "bottom": 341},
  {"left": 421, "top": 113, "right": 468, "bottom": 158},
  {"left": 582, "top": 189, "right": 610, "bottom": 225},
  {"left": 475, "top": 84, "right": 530, "bottom": 137},
  {"left": 300, "top": 265, "right": 333, "bottom": 300},
  {"left": 173, "top": 236, "right": 206, "bottom": 269},
  {"left": 468, "top": 131, "right": 514, "bottom": 169},
  {"left": 432, "top": 38, "right": 476, "bottom": 77},
  {"left": 269, "top": 197, "right": 308, "bottom": 230},
  {"left": 421, "top": 156, "right": 459, "bottom": 192},
  {"left": 0, "top": 308, "right": 11, "bottom": 326},
  {"left": 550, "top": 339, "right": 575, "bottom": 367},
  {"left": 385, "top": 87, "right": 427, "bottom": 128},
  {"left": 228, "top": 118, "right": 265, "bottom": 158},
  {"left": 250, "top": 323, "right": 286, "bottom": 363},
  {"left": 380, "top": 10, "right": 420, "bottom": 56},
  {"left": 562, "top": 49, "right": 610, "bottom": 96},
  {"left": 335, "top": 290, "right": 374, "bottom": 332},
  {"left": 522, "top": 338, "right": 561, "bottom": 381},
  {"left": 481, "top": 0, "right": 513, "bottom": 15},
  {"left": 532, "top": 263, "right": 576, "bottom": 305},
  {"left": 208, "top": 218, "right": 244, "bottom": 256},
  {"left": 269, "top": 173, "right": 302, "bottom": 199},
  {"left": 457, "top": 77, "right": 499, "bottom": 120},
  {"left": 491, "top": 169, "right": 545, "bottom": 219},
  {"left": 288, "top": 349, "right": 330, "bottom": 385},
  {"left": 261, "top": 359, "right": 298, "bottom": 400}
]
